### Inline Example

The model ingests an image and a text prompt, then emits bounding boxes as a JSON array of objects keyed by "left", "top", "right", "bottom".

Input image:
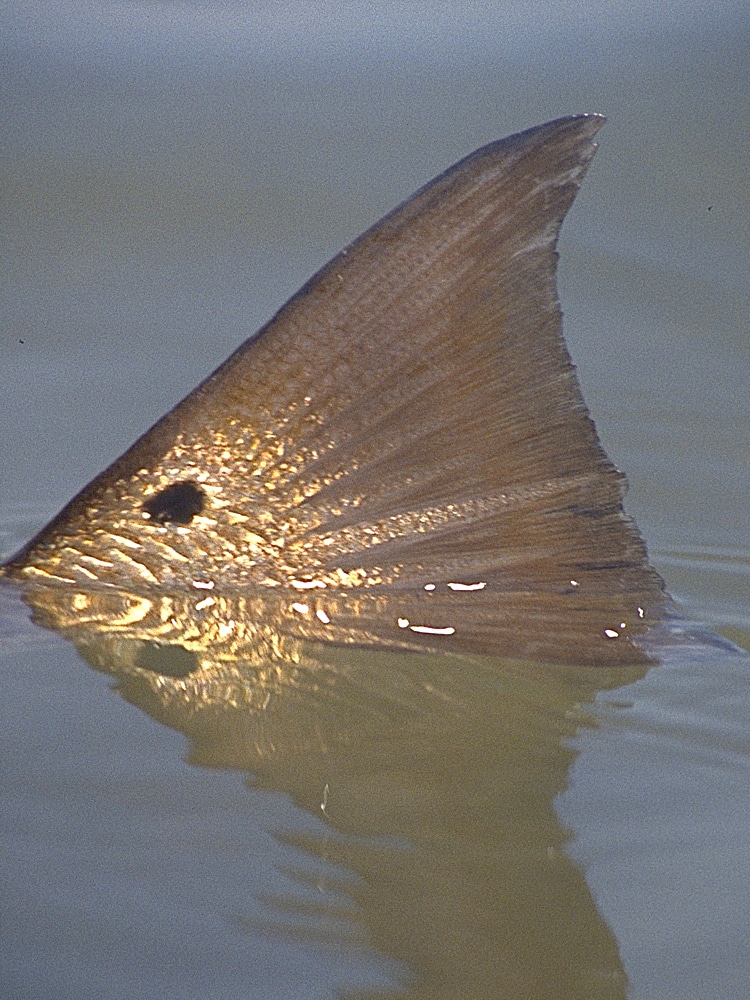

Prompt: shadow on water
[{"left": 8, "top": 579, "right": 652, "bottom": 1000}]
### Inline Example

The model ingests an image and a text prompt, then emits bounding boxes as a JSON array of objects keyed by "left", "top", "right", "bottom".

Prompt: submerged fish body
[{"left": 2, "top": 115, "right": 666, "bottom": 665}]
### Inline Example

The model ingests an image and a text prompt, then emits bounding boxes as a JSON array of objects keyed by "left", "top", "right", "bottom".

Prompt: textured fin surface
[{"left": 3, "top": 115, "right": 666, "bottom": 664}]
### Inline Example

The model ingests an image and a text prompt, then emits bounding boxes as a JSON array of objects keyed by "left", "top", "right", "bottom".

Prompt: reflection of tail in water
[
  {"left": 3, "top": 116, "right": 676, "bottom": 996},
  {"left": 61, "top": 620, "right": 639, "bottom": 999},
  {"left": 9, "top": 586, "right": 745, "bottom": 997},
  {"left": 3, "top": 114, "right": 665, "bottom": 665}
]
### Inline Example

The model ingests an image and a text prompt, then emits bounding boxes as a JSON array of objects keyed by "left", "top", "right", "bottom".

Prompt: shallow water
[{"left": 2, "top": 3, "right": 749, "bottom": 998}]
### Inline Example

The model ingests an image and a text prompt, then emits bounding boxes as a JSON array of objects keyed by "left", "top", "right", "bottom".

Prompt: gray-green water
[{"left": 2, "top": 3, "right": 749, "bottom": 998}]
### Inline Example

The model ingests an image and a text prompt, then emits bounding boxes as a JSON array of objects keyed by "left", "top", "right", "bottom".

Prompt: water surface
[{"left": 2, "top": 4, "right": 749, "bottom": 998}]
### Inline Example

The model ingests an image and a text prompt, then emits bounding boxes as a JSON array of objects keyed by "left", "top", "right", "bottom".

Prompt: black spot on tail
[{"left": 143, "top": 482, "right": 205, "bottom": 525}]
